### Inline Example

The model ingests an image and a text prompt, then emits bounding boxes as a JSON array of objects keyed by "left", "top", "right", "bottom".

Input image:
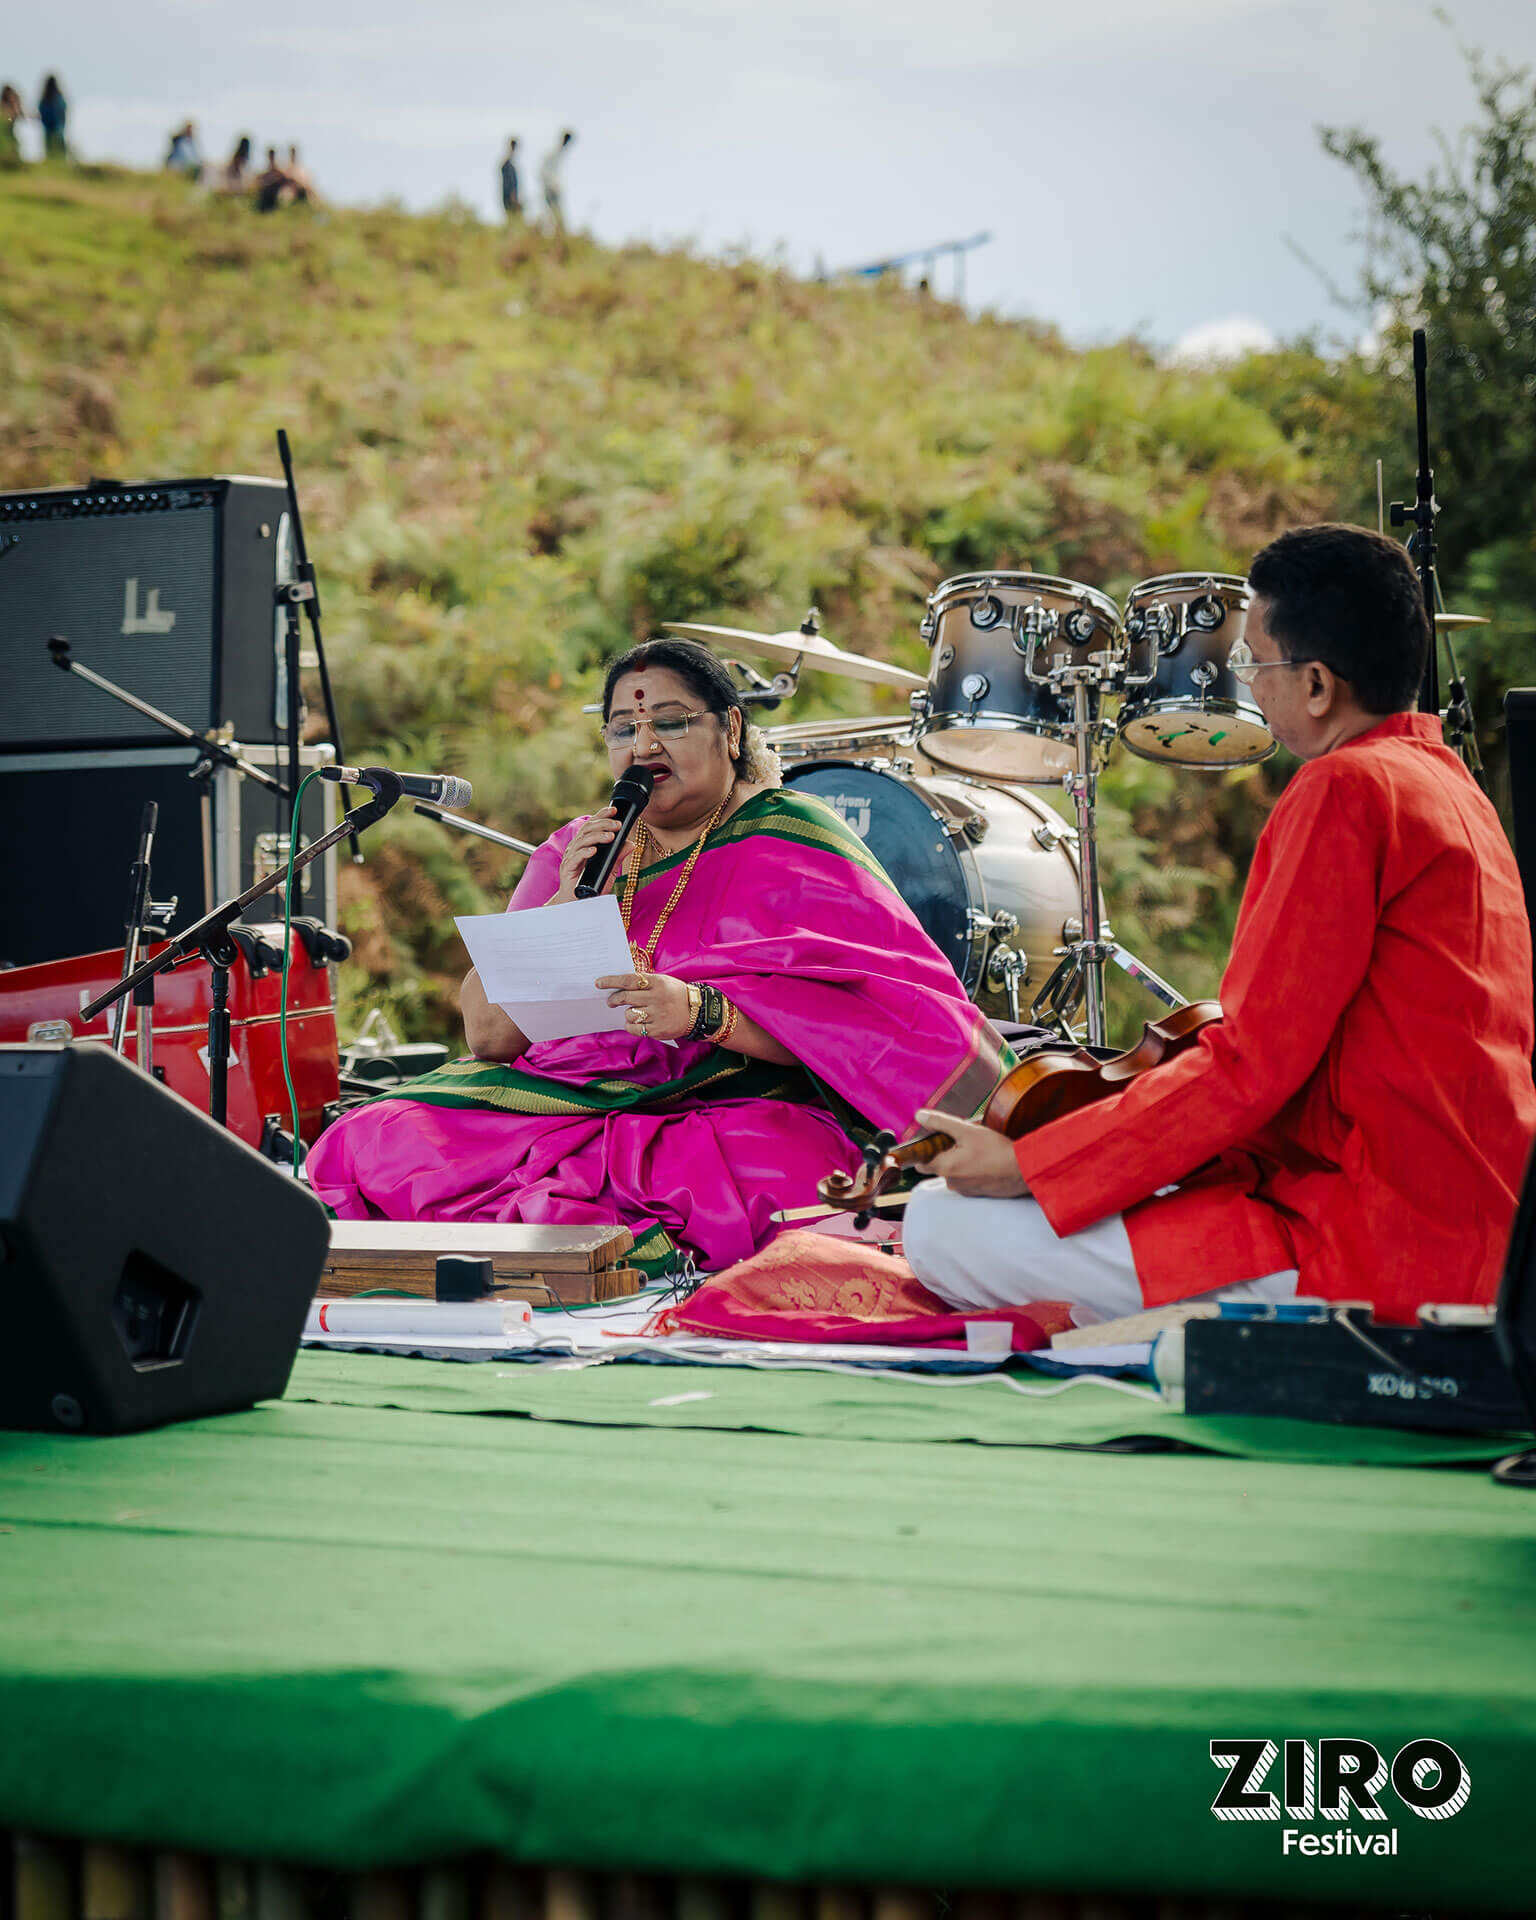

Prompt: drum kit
[{"left": 668, "top": 569, "right": 1276, "bottom": 1047}]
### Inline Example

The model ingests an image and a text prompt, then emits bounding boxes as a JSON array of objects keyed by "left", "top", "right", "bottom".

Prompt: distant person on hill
[
  {"left": 255, "top": 146, "right": 290, "bottom": 212},
  {"left": 0, "top": 86, "right": 25, "bottom": 168},
  {"left": 164, "top": 119, "right": 202, "bottom": 180},
  {"left": 539, "top": 128, "right": 574, "bottom": 225},
  {"left": 220, "top": 135, "right": 252, "bottom": 192},
  {"left": 37, "top": 75, "right": 66, "bottom": 159},
  {"left": 285, "top": 144, "right": 318, "bottom": 203},
  {"left": 500, "top": 136, "right": 521, "bottom": 218}
]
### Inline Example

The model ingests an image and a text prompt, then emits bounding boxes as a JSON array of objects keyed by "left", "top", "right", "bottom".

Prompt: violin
[{"left": 817, "top": 1000, "right": 1223, "bottom": 1219}]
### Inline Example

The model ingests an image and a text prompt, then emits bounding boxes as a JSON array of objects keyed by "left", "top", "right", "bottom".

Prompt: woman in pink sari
[{"left": 307, "top": 640, "right": 1014, "bottom": 1273}]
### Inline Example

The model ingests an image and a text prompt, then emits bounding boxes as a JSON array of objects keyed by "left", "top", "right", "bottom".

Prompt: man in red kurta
[{"left": 903, "top": 524, "right": 1536, "bottom": 1325}]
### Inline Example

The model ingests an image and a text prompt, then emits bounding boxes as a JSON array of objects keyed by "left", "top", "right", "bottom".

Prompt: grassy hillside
[{"left": 2, "top": 166, "right": 1350, "bottom": 1042}]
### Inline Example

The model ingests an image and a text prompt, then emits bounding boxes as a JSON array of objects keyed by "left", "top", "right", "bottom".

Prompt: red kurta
[{"left": 1015, "top": 713, "right": 1536, "bottom": 1323}]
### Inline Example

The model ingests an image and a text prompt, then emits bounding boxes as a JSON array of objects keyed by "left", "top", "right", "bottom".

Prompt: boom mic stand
[
  {"left": 1390, "top": 327, "right": 1485, "bottom": 788},
  {"left": 274, "top": 429, "right": 358, "bottom": 862},
  {"left": 413, "top": 802, "right": 538, "bottom": 857},
  {"left": 1391, "top": 329, "right": 1441, "bottom": 721},
  {"left": 107, "top": 801, "right": 177, "bottom": 1070},
  {"left": 82, "top": 772, "right": 406, "bottom": 1131},
  {"left": 49, "top": 638, "right": 289, "bottom": 801}
]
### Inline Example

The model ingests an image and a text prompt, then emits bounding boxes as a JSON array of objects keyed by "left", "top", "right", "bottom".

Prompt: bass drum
[{"left": 782, "top": 759, "right": 1087, "bottom": 1019}]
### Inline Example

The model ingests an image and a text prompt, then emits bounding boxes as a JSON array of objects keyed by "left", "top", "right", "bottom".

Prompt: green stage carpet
[
  {"left": 289, "top": 1347, "right": 1526, "bottom": 1465},
  {"left": 0, "top": 1354, "right": 1532, "bottom": 1909}
]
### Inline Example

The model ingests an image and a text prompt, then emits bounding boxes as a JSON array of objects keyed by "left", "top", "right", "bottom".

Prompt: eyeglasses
[
  {"left": 1227, "top": 639, "right": 1316, "bottom": 686},
  {"left": 599, "top": 706, "right": 719, "bottom": 748}
]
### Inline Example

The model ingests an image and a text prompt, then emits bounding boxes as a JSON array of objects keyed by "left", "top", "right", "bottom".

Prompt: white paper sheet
[{"left": 455, "top": 897, "right": 634, "bottom": 1041}]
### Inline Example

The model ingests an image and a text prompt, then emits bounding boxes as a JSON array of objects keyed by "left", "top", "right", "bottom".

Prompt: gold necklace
[{"left": 619, "top": 785, "right": 733, "bottom": 975}]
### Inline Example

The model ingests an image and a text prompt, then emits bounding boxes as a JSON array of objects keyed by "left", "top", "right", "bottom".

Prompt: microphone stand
[
  {"left": 1390, "top": 329, "right": 1440, "bottom": 720},
  {"left": 1389, "top": 329, "right": 1486, "bottom": 790},
  {"left": 274, "top": 429, "right": 359, "bottom": 864},
  {"left": 49, "top": 638, "right": 289, "bottom": 798},
  {"left": 82, "top": 772, "right": 405, "bottom": 1130},
  {"left": 110, "top": 802, "right": 157, "bottom": 1057},
  {"left": 413, "top": 802, "right": 538, "bottom": 857}
]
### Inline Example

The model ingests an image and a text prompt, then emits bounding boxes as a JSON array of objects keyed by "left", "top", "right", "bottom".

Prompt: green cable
[{"left": 281, "top": 767, "right": 324, "bottom": 1178}]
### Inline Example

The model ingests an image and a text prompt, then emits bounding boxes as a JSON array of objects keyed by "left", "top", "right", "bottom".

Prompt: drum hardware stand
[
  {"left": 1018, "top": 656, "right": 1188, "bottom": 1045},
  {"left": 723, "top": 658, "right": 798, "bottom": 709},
  {"left": 83, "top": 771, "right": 407, "bottom": 1131}
]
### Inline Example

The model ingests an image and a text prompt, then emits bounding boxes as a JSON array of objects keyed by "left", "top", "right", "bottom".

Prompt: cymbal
[
  {"left": 1435, "top": 612, "right": 1491, "bottom": 628},
  {"left": 662, "top": 621, "right": 927, "bottom": 692}
]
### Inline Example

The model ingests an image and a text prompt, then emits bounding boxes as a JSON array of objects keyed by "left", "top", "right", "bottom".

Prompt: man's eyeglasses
[
  {"left": 1227, "top": 638, "right": 1316, "bottom": 687},
  {"left": 600, "top": 706, "right": 719, "bottom": 748}
]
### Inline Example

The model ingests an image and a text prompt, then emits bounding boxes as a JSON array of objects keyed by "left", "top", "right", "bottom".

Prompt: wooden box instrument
[{"left": 319, "top": 1220, "right": 640, "bottom": 1306}]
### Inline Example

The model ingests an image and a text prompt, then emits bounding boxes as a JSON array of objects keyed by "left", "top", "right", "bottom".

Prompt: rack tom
[
  {"left": 915, "top": 572, "right": 1123, "bottom": 782},
  {"left": 1117, "top": 574, "right": 1274, "bottom": 767}
]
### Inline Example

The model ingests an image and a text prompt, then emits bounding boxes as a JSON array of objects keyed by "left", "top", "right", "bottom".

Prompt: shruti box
[{"left": 319, "top": 1221, "right": 643, "bottom": 1306}]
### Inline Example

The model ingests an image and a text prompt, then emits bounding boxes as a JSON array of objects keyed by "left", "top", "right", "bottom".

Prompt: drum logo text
[{"left": 824, "top": 793, "right": 871, "bottom": 840}]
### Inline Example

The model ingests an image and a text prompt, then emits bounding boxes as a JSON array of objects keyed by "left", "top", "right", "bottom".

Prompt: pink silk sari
[{"left": 307, "top": 789, "right": 1013, "bottom": 1272}]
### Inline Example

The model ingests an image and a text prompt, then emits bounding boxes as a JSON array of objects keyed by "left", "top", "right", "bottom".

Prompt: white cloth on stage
[{"left": 901, "top": 1182, "right": 1300, "bottom": 1326}]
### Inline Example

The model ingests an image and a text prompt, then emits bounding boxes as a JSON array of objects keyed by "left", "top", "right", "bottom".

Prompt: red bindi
[{"left": 633, "top": 686, "right": 645, "bottom": 705}]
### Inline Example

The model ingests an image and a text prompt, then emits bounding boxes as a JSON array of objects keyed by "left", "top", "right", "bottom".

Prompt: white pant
[{"left": 902, "top": 1183, "right": 1299, "bottom": 1327}]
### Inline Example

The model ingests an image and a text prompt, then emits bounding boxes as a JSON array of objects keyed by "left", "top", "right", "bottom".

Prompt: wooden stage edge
[{"left": 2, "top": 1832, "right": 1492, "bottom": 1920}]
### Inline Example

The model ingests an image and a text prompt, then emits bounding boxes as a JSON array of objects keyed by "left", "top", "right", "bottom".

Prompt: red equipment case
[{"left": 0, "top": 924, "right": 341, "bottom": 1147}]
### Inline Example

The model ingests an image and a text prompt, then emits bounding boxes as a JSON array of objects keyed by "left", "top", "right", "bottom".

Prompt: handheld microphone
[
  {"left": 576, "top": 764, "right": 656, "bottom": 898},
  {"left": 320, "top": 764, "right": 473, "bottom": 808}
]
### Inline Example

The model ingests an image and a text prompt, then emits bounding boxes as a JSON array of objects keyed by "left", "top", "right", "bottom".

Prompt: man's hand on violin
[
  {"left": 598, "top": 971, "right": 693, "bottom": 1043},
  {"left": 914, "top": 1110, "right": 1032, "bottom": 1199}
]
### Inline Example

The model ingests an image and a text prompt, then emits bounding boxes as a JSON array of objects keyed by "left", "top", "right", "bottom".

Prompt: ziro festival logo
[{"left": 1210, "top": 1738, "right": 1470, "bottom": 1857}]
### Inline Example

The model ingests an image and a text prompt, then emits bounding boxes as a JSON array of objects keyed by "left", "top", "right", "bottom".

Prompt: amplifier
[
  {"left": 0, "top": 475, "right": 292, "bottom": 753},
  {"left": 0, "top": 744, "right": 337, "bottom": 968}
]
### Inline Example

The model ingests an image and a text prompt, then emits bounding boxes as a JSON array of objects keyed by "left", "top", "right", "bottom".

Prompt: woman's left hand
[{"left": 597, "top": 971, "right": 696, "bottom": 1043}]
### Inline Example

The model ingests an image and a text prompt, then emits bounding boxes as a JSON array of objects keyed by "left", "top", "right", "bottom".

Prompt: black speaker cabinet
[
  {"left": 1497, "top": 1142, "right": 1536, "bottom": 1435},
  {"left": 0, "top": 475, "right": 291, "bottom": 752},
  {"left": 0, "top": 475, "right": 336, "bottom": 967},
  {"left": 0, "top": 1043, "right": 330, "bottom": 1434},
  {"left": 1506, "top": 688, "right": 1536, "bottom": 964}
]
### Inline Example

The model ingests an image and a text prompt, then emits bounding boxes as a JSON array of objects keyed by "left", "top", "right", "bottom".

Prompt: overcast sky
[{"left": 9, "top": 0, "right": 1536, "bottom": 350}]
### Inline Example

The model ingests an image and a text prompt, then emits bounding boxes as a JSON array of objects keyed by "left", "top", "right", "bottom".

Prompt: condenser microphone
[
  {"left": 576, "top": 764, "right": 656, "bottom": 898},
  {"left": 320, "top": 764, "right": 474, "bottom": 808}
]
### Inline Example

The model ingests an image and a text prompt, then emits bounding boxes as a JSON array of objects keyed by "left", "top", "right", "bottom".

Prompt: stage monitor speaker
[
  {"left": 0, "top": 475, "right": 291, "bottom": 753},
  {"left": 0, "top": 1043, "right": 330, "bottom": 1434}
]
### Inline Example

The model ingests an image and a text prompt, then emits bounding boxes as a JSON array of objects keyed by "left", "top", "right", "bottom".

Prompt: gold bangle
[{"left": 716, "top": 998, "right": 740, "bottom": 1047}]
